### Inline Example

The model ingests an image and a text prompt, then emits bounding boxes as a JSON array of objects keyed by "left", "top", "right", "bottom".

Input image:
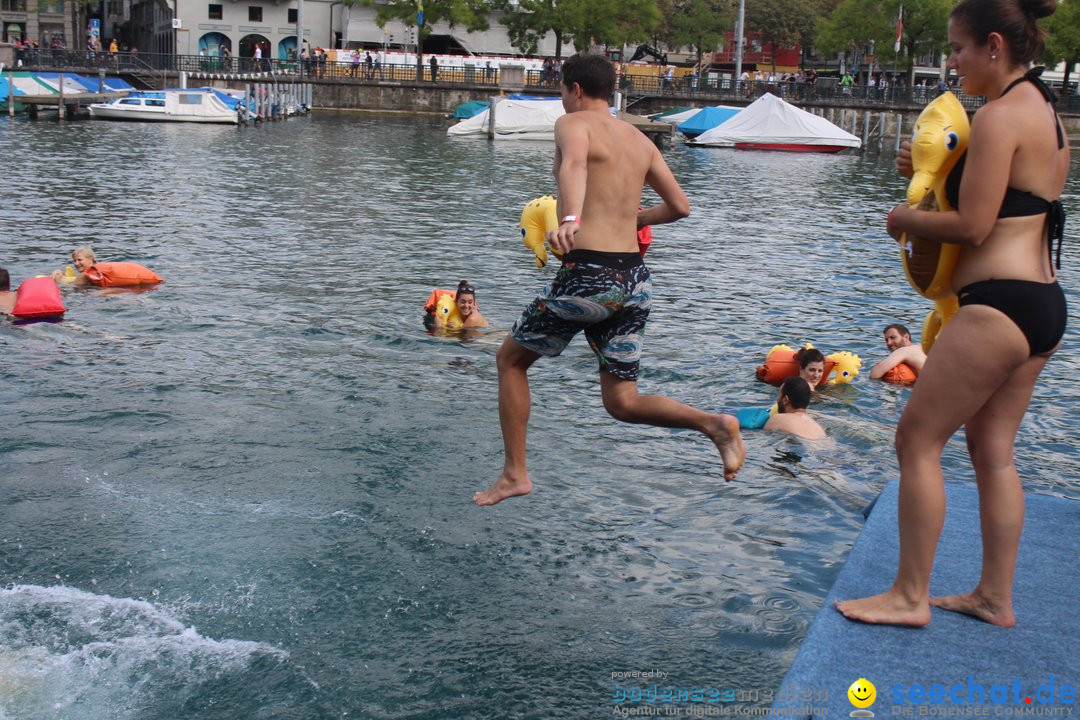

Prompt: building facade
[
  {"left": 165, "top": 0, "right": 336, "bottom": 58},
  {"left": 2, "top": 0, "right": 76, "bottom": 50}
]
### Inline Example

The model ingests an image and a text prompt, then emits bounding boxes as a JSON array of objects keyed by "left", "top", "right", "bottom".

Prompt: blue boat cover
[
  {"left": 678, "top": 106, "right": 741, "bottom": 137},
  {"left": 451, "top": 100, "right": 489, "bottom": 118}
]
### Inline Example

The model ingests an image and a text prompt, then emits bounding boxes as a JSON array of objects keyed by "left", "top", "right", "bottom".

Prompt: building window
[
  {"left": 2, "top": 0, "right": 28, "bottom": 11},
  {"left": 248, "top": 6, "right": 262, "bottom": 22},
  {"left": 208, "top": 3, "right": 222, "bottom": 19},
  {"left": 287, "top": 8, "right": 296, "bottom": 23}
]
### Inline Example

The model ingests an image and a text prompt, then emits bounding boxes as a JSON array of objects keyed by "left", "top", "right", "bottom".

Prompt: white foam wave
[{"left": 0, "top": 584, "right": 288, "bottom": 720}]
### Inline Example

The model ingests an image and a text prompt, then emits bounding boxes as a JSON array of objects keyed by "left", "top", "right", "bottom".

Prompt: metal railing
[{"left": 13, "top": 50, "right": 1080, "bottom": 113}]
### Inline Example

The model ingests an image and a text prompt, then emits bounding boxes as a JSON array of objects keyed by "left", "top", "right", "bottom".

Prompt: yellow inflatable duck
[
  {"left": 519, "top": 195, "right": 561, "bottom": 268},
  {"left": 826, "top": 350, "right": 862, "bottom": 385},
  {"left": 900, "top": 91, "right": 970, "bottom": 353},
  {"left": 434, "top": 293, "right": 464, "bottom": 330}
]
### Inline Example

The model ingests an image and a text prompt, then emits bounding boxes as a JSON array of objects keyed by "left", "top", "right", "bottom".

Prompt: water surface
[{"left": 1, "top": 114, "right": 1077, "bottom": 719}]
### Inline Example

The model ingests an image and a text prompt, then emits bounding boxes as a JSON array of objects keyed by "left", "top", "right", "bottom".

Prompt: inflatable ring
[
  {"left": 519, "top": 196, "right": 655, "bottom": 268},
  {"left": 755, "top": 344, "right": 862, "bottom": 387},
  {"left": 423, "top": 288, "right": 464, "bottom": 329},
  {"left": 11, "top": 277, "right": 67, "bottom": 321},
  {"left": 900, "top": 91, "right": 969, "bottom": 353},
  {"left": 84, "top": 262, "right": 163, "bottom": 288}
]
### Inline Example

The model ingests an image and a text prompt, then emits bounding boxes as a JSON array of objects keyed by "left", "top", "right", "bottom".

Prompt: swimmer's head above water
[
  {"left": 455, "top": 279, "right": 478, "bottom": 319},
  {"left": 795, "top": 347, "right": 826, "bottom": 388},
  {"left": 71, "top": 246, "right": 97, "bottom": 272}
]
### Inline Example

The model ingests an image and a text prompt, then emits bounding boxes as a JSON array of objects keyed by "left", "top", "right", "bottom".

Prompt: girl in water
[{"left": 836, "top": 0, "right": 1067, "bottom": 627}]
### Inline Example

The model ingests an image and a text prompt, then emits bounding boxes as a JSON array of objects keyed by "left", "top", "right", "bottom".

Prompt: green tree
[
  {"left": 499, "top": 0, "right": 658, "bottom": 57},
  {"left": 1043, "top": 0, "right": 1080, "bottom": 108},
  {"left": 816, "top": 0, "right": 949, "bottom": 82},
  {"left": 657, "top": 0, "right": 732, "bottom": 69},
  {"left": 498, "top": 0, "right": 583, "bottom": 58},
  {"left": 353, "top": 0, "right": 496, "bottom": 78},
  {"left": 745, "top": 0, "right": 823, "bottom": 71}
]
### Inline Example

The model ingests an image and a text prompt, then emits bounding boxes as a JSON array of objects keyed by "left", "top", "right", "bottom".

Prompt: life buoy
[
  {"left": 84, "top": 262, "right": 163, "bottom": 288},
  {"left": 755, "top": 344, "right": 862, "bottom": 387},
  {"left": 881, "top": 362, "right": 918, "bottom": 385},
  {"left": 519, "top": 195, "right": 654, "bottom": 268},
  {"left": 11, "top": 277, "right": 67, "bottom": 320},
  {"left": 423, "top": 288, "right": 463, "bottom": 329},
  {"left": 899, "top": 91, "right": 969, "bottom": 353}
]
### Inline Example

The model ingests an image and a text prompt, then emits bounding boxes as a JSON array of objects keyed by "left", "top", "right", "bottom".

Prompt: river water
[{"left": 1, "top": 113, "right": 1077, "bottom": 719}]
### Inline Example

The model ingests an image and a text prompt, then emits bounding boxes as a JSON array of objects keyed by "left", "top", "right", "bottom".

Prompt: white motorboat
[{"left": 89, "top": 89, "right": 239, "bottom": 124}]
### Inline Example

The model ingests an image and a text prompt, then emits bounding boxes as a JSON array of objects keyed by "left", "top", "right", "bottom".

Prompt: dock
[
  {"left": 618, "top": 110, "right": 675, "bottom": 145},
  {"left": 14, "top": 91, "right": 129, "bottom": 119},
  {"left": 770, "top": 480, "right": 1078, "bottom": 715}
]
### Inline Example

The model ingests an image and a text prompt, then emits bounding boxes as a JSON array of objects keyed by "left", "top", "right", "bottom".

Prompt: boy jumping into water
[{"left": 474, "top": 53, "right": 745, "bottom": 506}]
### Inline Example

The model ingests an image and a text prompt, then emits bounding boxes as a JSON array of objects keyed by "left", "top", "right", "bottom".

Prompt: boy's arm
[
  {"left": 548, "top": 116, "right": 589, "bottom": 255},
  {"left": 639, "top": 145, "right": 690, "bottom": 228}
]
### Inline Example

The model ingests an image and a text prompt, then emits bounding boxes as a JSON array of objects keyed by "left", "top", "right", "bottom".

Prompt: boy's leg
[
  {"left": 474, "top": 337, "right": 541, "bottom": 506},
  {"left": 599, "top": 373, "right": 744, "bottom": 481}
]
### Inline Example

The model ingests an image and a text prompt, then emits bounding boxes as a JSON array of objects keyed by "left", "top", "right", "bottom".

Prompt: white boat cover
[
  {"left": 163, "top": 90, "right": 236, "bottom": 121},
  {"left": 447, "top": 98, "right": 565, "bottom": 140},
  {"left": 690, "top": 93, "right": 861, "bottom": 149}
]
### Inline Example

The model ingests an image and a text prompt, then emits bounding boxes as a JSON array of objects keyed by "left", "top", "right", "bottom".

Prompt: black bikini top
[{"left": 943, "top": 67, "right": 1064, "bottom": 269}]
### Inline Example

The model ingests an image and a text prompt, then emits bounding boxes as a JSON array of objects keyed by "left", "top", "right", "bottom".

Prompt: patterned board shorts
[{"left": 510, "top": 250, "right": 652, "bottom": 381}]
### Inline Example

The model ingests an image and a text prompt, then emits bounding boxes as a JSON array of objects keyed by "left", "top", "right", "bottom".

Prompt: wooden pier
[{"left": 15, "top": 91, "right": 129, "bottom": 120}]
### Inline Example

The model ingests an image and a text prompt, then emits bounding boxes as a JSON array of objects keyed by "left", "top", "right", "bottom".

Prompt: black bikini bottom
[{"left": 958, "top": 279, "right": 1067, "bottom": 355}]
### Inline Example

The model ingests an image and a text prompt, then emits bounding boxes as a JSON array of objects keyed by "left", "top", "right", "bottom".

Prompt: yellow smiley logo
[{"left": 848, "top": 678, "right": 877, "bottom": 709}]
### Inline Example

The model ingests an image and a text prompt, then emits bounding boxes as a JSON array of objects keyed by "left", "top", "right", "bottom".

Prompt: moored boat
[
  {"left": 89, "top": 88, "right": 239, "bottom": 124},
  {"left": 689, "top": 93, "right": 860, "bottom": 153}
]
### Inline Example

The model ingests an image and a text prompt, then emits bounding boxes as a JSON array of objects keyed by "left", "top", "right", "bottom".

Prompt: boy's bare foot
[
  {"left": 474, "top": 472, "right": 532, "bottom": 506},
  {"left": 930, "top": 591, "right": 1015, "bottom": 627},
  {"left": 706, "top": 414, "right": 745, "bottom": 481},
  {"left": 834, "top": 591, "right": 932, "bottom": 627}
]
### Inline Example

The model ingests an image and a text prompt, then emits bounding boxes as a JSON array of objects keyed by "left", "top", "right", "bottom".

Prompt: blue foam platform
[{"left": 771, "top": 480, "right": 1079, "bottom": 715}]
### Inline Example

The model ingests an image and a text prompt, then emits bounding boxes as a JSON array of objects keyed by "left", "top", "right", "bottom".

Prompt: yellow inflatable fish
[
  {"left": 900, "top": 91, "right": 970, "bottom": 353},
  {"left": 434, "top": 293, "right": 464, "bottom": 330},
  {"left": 519, "top": 195, "right": 561, "bottom": 268},
  {"left": 826, "top": 350, "right": 862, "bottom": 385}
]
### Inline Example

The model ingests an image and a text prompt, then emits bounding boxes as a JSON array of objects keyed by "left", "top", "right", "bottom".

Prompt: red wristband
[{"left": 560, "top": 215, "right": 579, "bottom": 225}]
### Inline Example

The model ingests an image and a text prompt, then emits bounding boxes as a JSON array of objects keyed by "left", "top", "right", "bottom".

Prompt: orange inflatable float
[
  {"left": 11, "top": 277, "right": 67, "bottom": 320},
  {"left": 755, "top": 344, "right": 862, "bottom": 387},
  {"left": 881, "top": 363, "right": 918, "bottom": 385},
  {"left": 83, "top": 262, "right": 163, "bottom": 288}
]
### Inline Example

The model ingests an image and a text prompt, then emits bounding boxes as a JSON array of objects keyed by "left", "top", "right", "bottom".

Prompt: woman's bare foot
[
  {"left": 930, "top": 591, "right": 1015, "bottom": 627},
  {"left": 705, "top": 414, "right": 745, "bottom": 482},
  {"left": 834, "top": 591, "right": 932, "bottom": 627},
  {"left": 473, "top": 472, "right": 532, "bottom": 506}
]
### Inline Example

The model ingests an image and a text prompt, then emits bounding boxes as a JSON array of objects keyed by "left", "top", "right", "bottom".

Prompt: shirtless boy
[
  {"left": 764, "top": 377, "right": 826, "bottom": 440},
  {"left": 0, "top": 268, "right": 17, "bottom": 314},
  {"left": 474, "top": 52, "right": 745, "bottom": 506}
]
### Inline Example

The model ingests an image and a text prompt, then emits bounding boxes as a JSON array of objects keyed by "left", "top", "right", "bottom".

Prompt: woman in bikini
[{"left": 836, "top": 0, "right": 1067, "bottom": 627}]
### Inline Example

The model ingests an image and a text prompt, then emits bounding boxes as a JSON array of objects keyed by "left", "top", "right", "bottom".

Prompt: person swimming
[
  {"left": 795, "top": 347, "right": 826, "bottom": 389},
  {"left": 453, "top": 280, "right": 488, "bottom": 328}
]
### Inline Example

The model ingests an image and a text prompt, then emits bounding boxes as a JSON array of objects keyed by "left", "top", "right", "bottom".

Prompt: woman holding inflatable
[{"left": 836, "top": 0, "right": 1067, "bottom": 627}]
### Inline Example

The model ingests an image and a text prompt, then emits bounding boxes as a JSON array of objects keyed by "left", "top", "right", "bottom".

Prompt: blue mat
[{"left": 771, "top": 480, "right": 1079, "bottom": 715}]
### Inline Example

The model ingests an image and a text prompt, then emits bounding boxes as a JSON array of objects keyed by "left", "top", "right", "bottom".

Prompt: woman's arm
[{"left": 888, "top": 106, "right": 1015, "bottom": 248}]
